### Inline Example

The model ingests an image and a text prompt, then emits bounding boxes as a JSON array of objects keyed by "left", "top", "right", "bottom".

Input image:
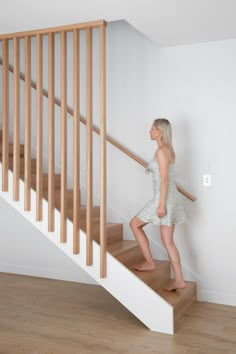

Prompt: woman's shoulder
[{"left": 155, "top": 147, "right": 175, "bottom": 165}]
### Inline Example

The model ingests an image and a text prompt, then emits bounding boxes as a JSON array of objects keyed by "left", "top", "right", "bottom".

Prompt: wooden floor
[{"left": 0, "top": 273, "right": 235, "bottom": 354}]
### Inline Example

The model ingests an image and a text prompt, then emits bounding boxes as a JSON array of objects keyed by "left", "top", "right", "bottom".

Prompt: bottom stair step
[
  {"left": 107, "top": 239, "right": 197, "bottom": 330},
  {"left": 156, "top": 280, "right": 197, "bottom": 330}
]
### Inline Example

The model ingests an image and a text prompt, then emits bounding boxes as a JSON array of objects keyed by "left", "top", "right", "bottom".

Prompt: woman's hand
[{"left": 157, "top": 205, "right": 166, "bottom": 218}]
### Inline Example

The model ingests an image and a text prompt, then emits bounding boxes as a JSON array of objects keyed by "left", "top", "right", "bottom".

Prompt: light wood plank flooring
[{"left": 0, "top": 273, "right": 235, "bottom": 354}]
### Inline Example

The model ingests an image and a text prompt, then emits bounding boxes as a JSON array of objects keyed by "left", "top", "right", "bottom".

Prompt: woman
[{"left": 129, "top": 118, "right": 187, "bottom": 291}]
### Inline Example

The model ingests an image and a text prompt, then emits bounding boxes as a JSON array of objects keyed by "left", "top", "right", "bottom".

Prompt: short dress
[{"left": 135, "top": 157, "right": 188, "bottom": 226}]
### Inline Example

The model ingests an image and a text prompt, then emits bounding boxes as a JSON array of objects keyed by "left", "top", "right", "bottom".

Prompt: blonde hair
[{"left": 153, "top": 118, "right": 176, "bottom": 162}]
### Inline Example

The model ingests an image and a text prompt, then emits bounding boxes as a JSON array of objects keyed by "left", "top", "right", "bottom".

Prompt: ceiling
[{"left": 0, "top": 0, "right": 236, "bottom": 47}]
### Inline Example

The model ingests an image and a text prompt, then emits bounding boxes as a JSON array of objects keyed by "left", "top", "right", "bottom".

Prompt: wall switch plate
[{"left": 203, "top": 174, "right": 211, "bottom": 186}]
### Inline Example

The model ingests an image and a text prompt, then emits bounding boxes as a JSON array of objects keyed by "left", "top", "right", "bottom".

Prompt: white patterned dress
[{"left": 136, "top": 157, "right": 188, "bottom": 226}]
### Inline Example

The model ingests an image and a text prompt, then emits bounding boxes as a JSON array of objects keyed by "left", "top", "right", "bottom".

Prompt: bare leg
[
  {"left": 160, "top": 224, "right": 186, "bottom": 290},
  {"left": 129, "top": 216, "right": 157, "bottom": 271}
]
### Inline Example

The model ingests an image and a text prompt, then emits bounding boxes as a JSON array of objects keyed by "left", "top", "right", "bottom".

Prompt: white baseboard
[{"left": 198, "top": 288, "right": 236, "bottom": 307}]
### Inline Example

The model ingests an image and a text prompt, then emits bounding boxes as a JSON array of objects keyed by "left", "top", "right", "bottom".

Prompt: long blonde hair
[{"left": 153, "top": 118, "right": 176, "bottom": 162}]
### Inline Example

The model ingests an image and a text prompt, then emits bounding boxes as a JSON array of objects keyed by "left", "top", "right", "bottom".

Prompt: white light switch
[{"left": 203, "top": 174, "right": 211, "bottom": 186}]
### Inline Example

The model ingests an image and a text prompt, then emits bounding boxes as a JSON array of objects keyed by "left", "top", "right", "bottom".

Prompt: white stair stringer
[{"left": 0, "top": 164, "right": 174, "bottom": 335}]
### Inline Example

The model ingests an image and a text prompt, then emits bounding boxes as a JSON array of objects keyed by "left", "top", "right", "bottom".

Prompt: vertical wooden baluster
[
  {"left": 99, "top": 23, "right": 107, "bottom": 278},
  {"left": 73, "top": 29, "right": 80, "bottom": 254},
  {"left": 2, "top": 39, "right": 9, "bottom": 192},
  {"left": 13, "top": 37, "right": 20, "bottom": 201},
  {"left": 86, "top": 27, "right": 93, "bottom": 265},
  {"left": 60, "top": 31, "right": 67, "bottom": 242},
  {"left": 0, "top": 41, "right": 1, "bottom": 161},
  {"left": 48, "top": 32, "right": 55, "bottom": 231},
  {"left": 36, "top": 34, "right": 43, "bottom": 221},
  {"left": 24, "top": 36, "right": 31, "bottom": 210}
]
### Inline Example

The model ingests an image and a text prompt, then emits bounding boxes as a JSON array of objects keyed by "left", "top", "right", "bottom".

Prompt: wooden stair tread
[
  {"left": 31, "top": 174, "right": 61, "bottom": 180},
  {"left": 107, "top": 239, "right": 138, "bottom": 256},
  {"left": 81, "top": 221, "right": 123, "bottom": 231},
  {"left": 67, "top": 205, "right": 100, "bottom": 218},
  {"left": 106, "top": 238, "right": 145, "bottom": 266},
  {"left": 9, "top": 157, "right": 36, "bottom": 164},
  {"left": 128, "top": 260, "right": 170, "bottom": 286},
  {"left": 0, "top": 144, "right": 24, "bottom": 155},
  {"left": 75, "top": 216, "right": 101, "bottom": 225},
  {"left": 155, "top": 281, "right": 196, "bottom": 306},
  {"left": 1, "top": 158, "right": 37, "bottom": 173},
  {"left": 105, "top": 222, "right": 123, "bottom": 229},
  {"left": 80, "top": 205, "right": 100, "bottom": 214},
  {"left": 155, "top": 280, "right": 197, "bottom": 327},
  {"left": 76, "top": 222, "right": 123, "bottom": 245},
  {"left": 47, "top": 190, "right": 75, "bottom": 207},
  {"left": 107, "top": 240, "right": 170, "bottom": 289},
  {"left": 78, "top": 221, "right": 122, "bottom": 229},
  {"left": 31, "top": 174, "right": 61, "bottom": 189}
]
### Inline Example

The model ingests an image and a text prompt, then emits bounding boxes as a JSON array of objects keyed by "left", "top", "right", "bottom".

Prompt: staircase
[
  {"left": 0, "top": 20, "right": 197, "bottom": 335},
  {"left": 0, "top": 131, "right": 197, "bottom": 334}
]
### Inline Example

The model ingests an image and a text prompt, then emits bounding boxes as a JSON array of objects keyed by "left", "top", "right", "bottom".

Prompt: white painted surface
[
  {"left": 0, "top": 165, "right": 174, "bottom": 334},
  {"left": 0, "top": 0, "right": 236, "bottom": 46},
  {"left": 0, "top": 197, "right": 98, "bottom": 284}
]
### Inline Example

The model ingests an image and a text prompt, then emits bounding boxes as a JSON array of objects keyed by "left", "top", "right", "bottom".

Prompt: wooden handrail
[
  {"left": 0, "top": 59, "right": 196, "bottom": 202},
  {"left": 0, "top": 20, "right": 106, "bottom": 40}
]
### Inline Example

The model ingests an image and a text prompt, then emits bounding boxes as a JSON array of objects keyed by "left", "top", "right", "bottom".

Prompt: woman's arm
[{"left": 156, "top": 149, "right": 169, "bottom": 217}]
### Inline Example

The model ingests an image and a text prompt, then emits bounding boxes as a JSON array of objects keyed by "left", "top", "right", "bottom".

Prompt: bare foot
[
  {"left": 132, "top": 260, "right": 157, "bottom": 272},
  {"left": 163, "top": 280, "right": 187, "bottom": 291}
]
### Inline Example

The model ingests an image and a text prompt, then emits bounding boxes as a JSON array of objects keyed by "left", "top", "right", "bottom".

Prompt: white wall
[
  {"left": 0, "top": 20, "right": 235, "bottom": 306},
  {"left": 0, "top": 197, "right": 97, "bottom": 284},
  {"left": 155, "top": 38, "right": 236, "bottom": 305}
]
